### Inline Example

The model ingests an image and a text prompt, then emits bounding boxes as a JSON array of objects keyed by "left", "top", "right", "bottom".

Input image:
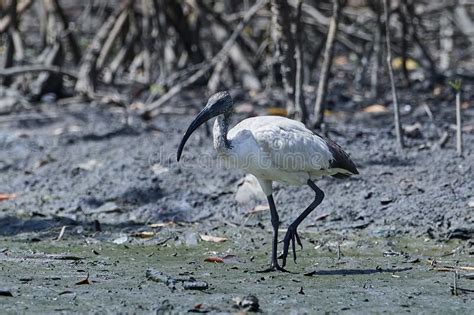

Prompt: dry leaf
[
  {"left": 204, "top": 256, "right": 224, "bottom": 263},
  {"left": 324, "top": 109, "right": 333, "bottom": 116},
  {"left": 267, "top": 107, "right": 287, "bottom": 116},
  {"left": 334, "top": 55, "right": 348, "bottom": 65},
  {"left": 363, "top": 104, "right": 388, "bottom": 113},
  {"left": 0, "top": 193, "right": 16, "bottom": 201},
  {"left": 130, "top": 231, "right": 155, "bottom": 239},
  {"left": 392, "top": 57, "right": 418, "bottom": 70},
  {"left": 200, "top": 234, "right": 228, "bottom": 243}
]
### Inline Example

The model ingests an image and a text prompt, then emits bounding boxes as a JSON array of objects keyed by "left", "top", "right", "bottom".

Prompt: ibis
[{"left": 177, "top": 91, "right": 358, "bottom": 272}]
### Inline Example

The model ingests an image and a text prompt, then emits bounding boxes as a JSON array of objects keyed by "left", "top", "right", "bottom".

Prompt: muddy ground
[
  {"left": 0, "top": 86, "right": 473, "bottom": 313},
  {"left": 0, "top": 233, "right": 473, "bottom": 313},
  {"left": 0, "top": 87, "right": 472, "bottom": 237}
]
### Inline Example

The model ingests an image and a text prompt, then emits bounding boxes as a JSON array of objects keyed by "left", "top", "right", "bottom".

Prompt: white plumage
[
  {"left": 178, "top": 91, "right": 358, "bottom": 272},
  {"left": 215, "top": 115, "right": 352, "bottom": 195}
]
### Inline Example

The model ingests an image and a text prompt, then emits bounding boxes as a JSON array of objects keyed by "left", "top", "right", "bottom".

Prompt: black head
[{"left": 176, "top": 91, "right": 233, "bottom": 161}]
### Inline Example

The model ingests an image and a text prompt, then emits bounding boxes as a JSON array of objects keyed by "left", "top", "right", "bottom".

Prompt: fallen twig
[
  {"left": 146, "top": 268, "right": 208, "bottom": 291},
  {"left": 453, "top": 261, "right": 459, "bottom": 296},
  {"left": 433, "top": 266, "right": 474, "bottom": 272},
  {"left": 0, "top": 289, "right": 13, "bottom": 297},
  {"left": 23, "top": 254, "right": 83, "bottom": 261},
  {"left": 56, "top": 226, "right": 67, "bottom": 241},
  {"left": 450, "top": 286, "right": 474, "bottom": 294}
]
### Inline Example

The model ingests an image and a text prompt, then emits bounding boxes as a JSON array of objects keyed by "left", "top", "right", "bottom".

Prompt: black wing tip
[
  {"left": 331, "top": 173, "right": 350, "bottom": 179},
  {"left": 331, "top": 166, "right": 359, "bottom": 179},
  {"left": 345, "top": 163, "right": 359, "bottom": 177},
  {"left": 345, "top": 162, "right": 359, "bottom": 175},
  {"left": 324, "top": 136, "right": 359, "bottom": 178}
]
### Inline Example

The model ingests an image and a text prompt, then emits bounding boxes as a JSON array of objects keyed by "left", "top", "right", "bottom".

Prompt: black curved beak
[{"left": 177, "top": 105, "right": 218, "bottom": 161}]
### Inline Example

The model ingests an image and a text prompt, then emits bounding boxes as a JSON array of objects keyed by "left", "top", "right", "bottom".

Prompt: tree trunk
[{"left": 271, "top": 0, "right": 296, "bottom": 116}]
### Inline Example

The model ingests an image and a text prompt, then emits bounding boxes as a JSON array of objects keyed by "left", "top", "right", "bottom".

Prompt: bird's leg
[
  {"left": 257, "top": 194, "right": 288, "bottom": 273},
  {"left": 280, "top": 180, "right": 325, "bottom": 267}
]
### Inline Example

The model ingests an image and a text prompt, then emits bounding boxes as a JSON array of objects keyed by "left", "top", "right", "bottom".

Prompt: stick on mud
[
  {"left": 449, "top": 79, "right": 463, "bottom": 156},
  {"left": 383, "top": 0, "right": 404, "bottom": 149}
]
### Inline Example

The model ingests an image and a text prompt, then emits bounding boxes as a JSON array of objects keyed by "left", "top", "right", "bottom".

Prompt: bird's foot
[
  {"left": 279, "top": 225, "right": 303, "bottom": 267},
  {"left": 257, "top": 261, "right": 289, "bottom": 273}
]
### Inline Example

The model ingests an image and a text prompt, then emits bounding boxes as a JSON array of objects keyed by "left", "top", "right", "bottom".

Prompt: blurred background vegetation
[{"left": 0, "top": 0, "right": 472, "bottom": 134}]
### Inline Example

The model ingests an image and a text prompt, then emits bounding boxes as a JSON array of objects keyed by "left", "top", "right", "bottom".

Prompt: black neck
[{"left": 214, "top": 111, "right": 232, "bottom": 152}]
